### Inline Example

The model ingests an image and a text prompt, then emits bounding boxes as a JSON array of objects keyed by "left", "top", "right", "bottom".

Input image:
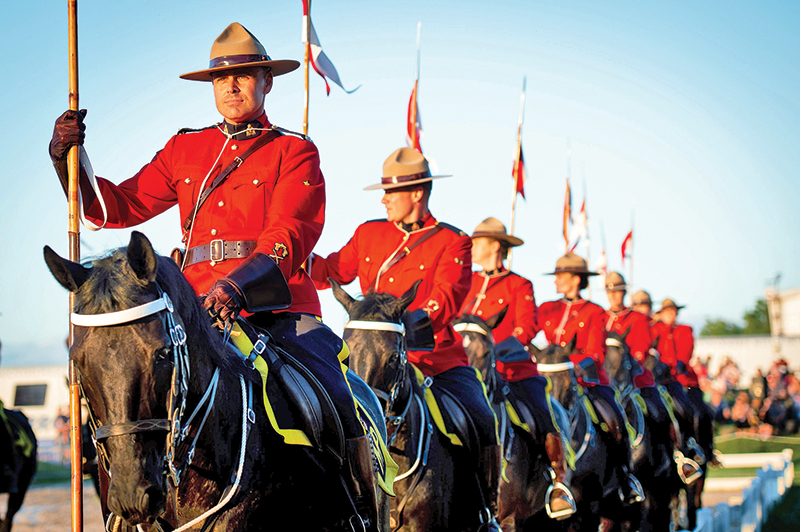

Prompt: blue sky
[{"left": 0, "top": 1, "right": 798, "bottom": 366}]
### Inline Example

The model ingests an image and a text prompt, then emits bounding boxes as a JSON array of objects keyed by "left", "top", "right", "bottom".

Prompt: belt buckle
[{"left": 209, "top": 239, "right": 225, "bottom": 263}]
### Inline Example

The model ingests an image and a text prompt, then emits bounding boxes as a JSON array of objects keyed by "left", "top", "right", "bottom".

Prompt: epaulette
[
  {"left": 436, "top": 222, "right": 467, "bottom": 236},
  {"left": 176, "top": 124, "right": 218, "bottom": 135},
  {"left": 364, "top": 218, "right": 388, "bottom": 224},
  {"left": 271, "top": 125, "right": 312, "bottom": 143}
]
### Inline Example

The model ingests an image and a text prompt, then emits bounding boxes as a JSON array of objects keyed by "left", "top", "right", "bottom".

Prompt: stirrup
[
  {"left": 348, "top": 513, "right": 366, "bottom": 532},
  {"left": 545, "top": 468, "right": 577, "bottom": 520},
  {"left": 626, "top": 474, "right": 645, "bottom": 504},
  {"left": 674, "top": 451, "right": 703, "bottom": 485},
  {"left": 477, "top": 507, "right": 503, "bottom": 532},
  {"left": 686, "top": 437, "right": 706, "bottom": 465}
]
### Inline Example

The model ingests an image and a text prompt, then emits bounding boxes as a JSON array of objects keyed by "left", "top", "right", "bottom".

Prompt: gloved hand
[
  {"left": 203, "top": 278, "right": 245, "bottom": 322},
  {"left": 50, "top": 109, "right": 87, "bottom": 162}
]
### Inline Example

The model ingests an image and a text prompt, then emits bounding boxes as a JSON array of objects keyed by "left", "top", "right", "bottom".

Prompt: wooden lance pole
[
  {"left": 302, "top": 0, "right": 311, "bottom": 135},
  {"left": 507, "top": 76, "right": 526, "bottom": 270},
  {"left": 67, "top": 1, "right": 84, "bottom": 531}
]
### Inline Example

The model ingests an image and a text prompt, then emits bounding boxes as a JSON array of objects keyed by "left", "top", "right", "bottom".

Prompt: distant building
[
  {"left": 0, "top": 366, "right": 69, "bottom": 441},
  {"left": 766, "top": 286, "right": 800, "bottom": 336}
]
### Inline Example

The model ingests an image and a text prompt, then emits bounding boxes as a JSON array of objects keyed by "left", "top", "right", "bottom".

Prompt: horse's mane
[
  {"left": 453, "top": 313, "right": 492, "bottom": 335},
  {"left": 350, "top": 291, "right": 404, "bottom": 321},
  {"left": 75, "top": 248, "right": 235, "bottom": 373}
]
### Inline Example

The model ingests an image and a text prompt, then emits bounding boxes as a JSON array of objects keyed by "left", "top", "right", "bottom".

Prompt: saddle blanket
[
  {"left": 229, "top": 324, "right": 398, "bottom": 496},
  {"left": 0, "top": 402, "right": 34, "bottom": 459}
]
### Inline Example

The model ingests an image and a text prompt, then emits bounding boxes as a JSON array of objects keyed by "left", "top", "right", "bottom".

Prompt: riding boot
[
  {"left": 544, "top": 433, "right": 577, "bottom": 520},
  {"left": 344, "top": 435, "right": 379, "bottom": 530},
  {"left": 477, "top": 445, "right": 503, "bottom": 532}
]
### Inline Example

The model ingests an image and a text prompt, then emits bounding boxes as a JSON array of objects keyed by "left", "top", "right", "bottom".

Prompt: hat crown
[
  {"left": 473, "top": 217, "right": 507, "bottom": 235},
  {"left": 605, "top": 271, "right": 626, "bottom": 290},
  {"left": 660, "top": 298, "right": 681, "bottom": 311},
  {"left": 210, "top": 23, "right": 268, "bottom": 61},
  {"left": 382, "top": 148, "right": 430, "bottom": 179},
  {"left": 556, "top": 252, "right": 588, "bottom": 271},
  {"left": 632, "top": 290, "right": 652, "bottom": 305}
]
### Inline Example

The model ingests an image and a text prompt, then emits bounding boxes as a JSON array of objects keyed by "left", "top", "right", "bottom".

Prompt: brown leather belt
[{"left": 184, "top": 239, "right": 257, "bottom": 267}]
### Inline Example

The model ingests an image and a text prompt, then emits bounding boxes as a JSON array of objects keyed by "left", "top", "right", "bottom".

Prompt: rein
[{"left": 72, "top": 287, "right": 253, "bottom": 531}]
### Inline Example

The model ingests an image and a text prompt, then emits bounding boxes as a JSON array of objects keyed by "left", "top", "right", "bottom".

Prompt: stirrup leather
[
  {"left": 623, "top": 473, "right": 645, "bottom": 504},
  {"left": 545, "top": 468, "right": 577, "bottom": 520}
]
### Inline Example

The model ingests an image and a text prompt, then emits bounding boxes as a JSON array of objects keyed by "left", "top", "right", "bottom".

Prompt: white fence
[{"left": 693, "top": 449, "right": 794, "bottom": 532}]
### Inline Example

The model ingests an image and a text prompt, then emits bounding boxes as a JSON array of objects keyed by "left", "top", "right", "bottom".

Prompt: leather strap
[
  {"left": 378, "top": 225, "right": 444, "bottom": 280},
  {"left": 182, "top": 129, "right": 282, "bottom": 234},
  {"left": 184, "top": 239, "right": 257, "bottom": 266}
]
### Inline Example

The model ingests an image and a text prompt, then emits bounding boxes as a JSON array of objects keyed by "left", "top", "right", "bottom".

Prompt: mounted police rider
[
  {"left": 309, "top": 148, "right": 504, "bottom": 531},
  {"left": 458, "top": 217, "right": 576, "bottom": 519},
  {"left": 538, "top": 253, "right": 644, "bottom": 506},
  {"left": 48, "top": 22, "right": 376, "bottom": 526}
]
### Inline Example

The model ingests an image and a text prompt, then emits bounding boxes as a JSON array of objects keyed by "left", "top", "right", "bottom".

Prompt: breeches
[
  {"left": 507, "top": 376, "right": 558, "bottom": 437},
  {"left": 248, "top": 312, "right": 363, "bottom": 439},
  {"left": 430, "top": 365, "right": 499, "bottom": 448}
]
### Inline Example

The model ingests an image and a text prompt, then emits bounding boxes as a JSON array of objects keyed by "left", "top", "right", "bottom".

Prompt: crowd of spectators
[{"left": 698, "top": 357, "right": 800, "bottom": 436}]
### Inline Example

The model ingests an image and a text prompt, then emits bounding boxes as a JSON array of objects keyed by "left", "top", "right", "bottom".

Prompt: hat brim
[
  {"left": 471, "top": 232, "right": 524, "bottom": 247},
  {"left": 659, "top": 304, "right": 686, "bottom": 312},
  {"left": 605, "top": 285, "right": 628, "bottom": 292},
  {"left": 363, "top": 174, "right": 451, "bottom": 191},
  {"left": 544, "top": 268, "right": 600, "bottom": 276},
  {"left": 179, "top": 59, "right": 301, "bottom": 81}
]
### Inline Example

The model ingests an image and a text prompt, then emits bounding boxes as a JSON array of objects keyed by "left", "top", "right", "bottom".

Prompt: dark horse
[
  {"left": 454, "top": 312, "right": 568, "bottom": 532},
  {"left": 604, "top": 333, "right": 675, "bottom": 532},
  {"left": 44, "top": 232, "right": 389, "bottom": 531},
  {"left": 0, "top": 408, "right": 37, "bottom": 532},
  {"left": 531, "top": 340, "right": 626, "bottom": 532},
  {"left": 332, "top": 280, "right": 488, "bottom": 532}
]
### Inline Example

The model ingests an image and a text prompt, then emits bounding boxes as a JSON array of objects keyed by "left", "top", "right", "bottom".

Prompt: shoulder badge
[
  {"left": 176, "top": 124, "right": 218, "bottom": 135},
  {"left": 271, "top": 125, "right": 311, "bottom": 143},
  {"left": 436, "top": 222, "right": 466, "bottom": 236}
]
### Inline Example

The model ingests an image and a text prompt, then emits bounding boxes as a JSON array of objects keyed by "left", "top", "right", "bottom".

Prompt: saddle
[
  {"left": 230, "top": 321, "right": 397, "bottom": 495},
  {"left": 409, "top": 366, "right": 475, "bottom": 453}
]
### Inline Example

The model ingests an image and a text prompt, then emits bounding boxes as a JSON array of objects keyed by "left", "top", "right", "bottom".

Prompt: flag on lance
[
  {"left": 562, "top": 178, "right": 572, "bottom": 250},
  {"left": 595, "top": 249, "right": 608, "bottom": 278},
  {"left": 570, "top": 199, "right": 588, "bottom": 251},
  {"left": 303, "top": 0, "right": 360, "bottom": 95},
  {"left": 512, "top": 146, "right": 526, "bottom": 199},
  {"left": 407, "top": 80, "right": 423, "bottom": 152},
  {"left": 621, "top": 230, "right": 633, "bottom": 266}
]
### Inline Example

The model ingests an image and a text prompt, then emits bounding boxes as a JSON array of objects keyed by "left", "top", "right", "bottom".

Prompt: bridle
[
  {"left": 452, "top": 321, "right": 498, "bottom": 398},
  {"left": 72, "top": 285, "right": 253, "bottom": 532}
]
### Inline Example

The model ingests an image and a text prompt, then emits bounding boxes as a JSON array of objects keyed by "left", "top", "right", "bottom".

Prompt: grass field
[{"left": 706, "top": 434, "right": 800, "bottom": 482}]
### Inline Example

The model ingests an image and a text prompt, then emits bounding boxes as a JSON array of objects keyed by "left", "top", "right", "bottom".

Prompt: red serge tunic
[
  {"left": 309, "top": 213, "right": 472, "bottom": 377},
  {"left": 459, "top": 269, "right": 540, "bottom": 381},
  {"left": 604, "top": 308, "right": 656, "bottom": 388},
  {"left": 82, "top": 113, "right": 324, "bottom": 316},
  {"left": 538, "top": 299, "right": 609, "bottom": 387},
  {"left": 651, "top": 322, "right": 699, "bottom": 387}
]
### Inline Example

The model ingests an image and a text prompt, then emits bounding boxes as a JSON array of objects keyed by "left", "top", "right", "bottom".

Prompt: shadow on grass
[{"left": 763, "top": 486, "right": 800, "bottom": 532}]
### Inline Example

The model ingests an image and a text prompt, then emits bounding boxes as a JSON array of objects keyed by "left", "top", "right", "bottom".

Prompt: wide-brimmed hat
[
  {"left": 180, "top": 23, "right": 300, "bottom": 82},
  {"left": 604, "top": 271, "right": 627, "bottom": 292},
  {"left": 631, "top": 290, "right": 652, "bottom": 306},
  {"left": 364, "top": 147, "right": 451, "bottom": 191},
  {"left": 545, "top": 252, "right": 598, "bottom": 276},
  {"left": 659, "top": 298, "right": 685, "bottom": 312},
  {"left": 471, "top": 217, "right": 524, "bottom": 247}
]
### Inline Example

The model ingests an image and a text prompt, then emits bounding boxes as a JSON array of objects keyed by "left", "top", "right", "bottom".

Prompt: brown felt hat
[
  {"left": 659, "top": 298, "right": 685, "bottom": 312},
  {"left": 180, "top": 23, "right": 300, "bottom": 81},
  {"left": 545, "top": 252, "right": 598, "bottom": 276},
  {"left": 471, "top": 217, "right": 524, "bottom": 247},
  {"left": 364, "top": 147, "right": 451, "bottom": 191},
  {"left": 632, "top": 290, "right": 652, "bottom": 306},
  {"left": 604, "top": 271, "right": 627, "bottom": 292}
]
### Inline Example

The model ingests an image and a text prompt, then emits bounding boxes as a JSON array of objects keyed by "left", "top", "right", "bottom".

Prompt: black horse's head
[
  {"left": 453, "top": 307, "right": 507, "bottom": 381},
  {"left": 331, "top": 280, "right": 421, "bottom": 405},
  {"left": 530, "top": 337, "right": 577, "bottom": 409},
  {"left": 44, "top": 231, "right": 218, "bottom": 526},
  {"left": 604, "top": 330, "right": 633, "bottom": 390}
]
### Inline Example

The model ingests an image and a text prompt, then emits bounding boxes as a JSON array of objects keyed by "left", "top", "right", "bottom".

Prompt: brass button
[
  {"left": 365, "top": 257, "right": 370, "bottom": 262},
  {"left": 560, "top": 342, "right": 566, "bottom": 347},
  {"left": 252, "top": 179, "right": 259, "bottom": 185},
  {"left": 419, "top": 265, "right": 424, "bottom": 270},
  {"left": 218, "top": 201, "right": 224, "bottom": 207},
  {"left": 477, "top": 310, "right": 483, "bottom": 315},
  {"left": 403, "top": 235, "right": 409, "bottom": 241},
  {"left": 210, "top": 261, "right": 216, "bottom": 266},
  {"left": 498, "top": 298, "right": 504, "bottom": 304},
  {"left": 579, "top": 322, "right": 584, "bottom": 327},
  {"left": 545, "top": 321, "right": 551, "bottom": 326},
  {"left": 231, "top": 145, "right": 239, "bottom": 150},
  {"left": 389, "top": 277, "right": 394, "bottom": 282},
  {"left": 184, "top": 178, "right": 191, "bottom": 184},
  {"left": 211, "top": 229, "right": 217, "bottom": 235}
]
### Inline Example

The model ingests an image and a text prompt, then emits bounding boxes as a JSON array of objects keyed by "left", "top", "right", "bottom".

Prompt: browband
[
  {"left": 344, "top": 320, "right": 406, "bottom": 335},
  {"left": 453, "top": 322, "right": 492, "bottom": 339},
  {"left": 71, "top": 292, "right": 173, "bottom": 327},
  {"left": 536, "top": 361, "right": 575, "bottom": 373}
]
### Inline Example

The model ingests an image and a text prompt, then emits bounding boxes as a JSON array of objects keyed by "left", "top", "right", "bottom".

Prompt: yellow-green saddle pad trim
[
  {"left": 229, "top": 323, "right": 397, "bottom": 496},
  {"left": 411, "top": 366, "right": 463, "bottom": 447},
  {"left": 0, "top": 401, "right": 33, "bottom": 459}
]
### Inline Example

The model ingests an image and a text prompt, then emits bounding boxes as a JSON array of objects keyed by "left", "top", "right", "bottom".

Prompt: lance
[
  {"left": 302, "top": 0, "right": 311, "bottom": 135},
  {"left": 410, "top": 22, "right": 421, "bottom": 150},
  {"left": 66, "top": 1, "right": 84, "bottom": 531},
  {"left": 507, "top": 76, "right": 526, "bottom": 269}
]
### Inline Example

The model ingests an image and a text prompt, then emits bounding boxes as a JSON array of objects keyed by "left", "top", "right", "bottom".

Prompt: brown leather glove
[
  {"left": 203, "top": 278, "right": 246, "bottom": 322},
  {"left": 50, "top": 109, "right": 87, "bottom": 162}
]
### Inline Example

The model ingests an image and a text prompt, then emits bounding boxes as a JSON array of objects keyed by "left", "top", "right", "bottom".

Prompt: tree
[
  {"left": 701, "top": 319, "right": 743, "bottom": 336},
  {"left": 742, "top": 298, "right": 770, "bottom": 335}
]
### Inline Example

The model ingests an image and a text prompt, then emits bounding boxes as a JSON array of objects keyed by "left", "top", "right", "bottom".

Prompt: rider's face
[
  {"left": 607, "top": 290, "right": 625, "bottom": 309},
  {"left": 212, "top": 67, "right": 273, "bottom": 124},
  {"left": 471, "top": 237, "right": 495, "bottom": 266},
  {"left": 660, "top": 307, "right": 678, "bottom": 326},
  {"left": 554, "top": 272, "right": 580, "bottom": 296},
  {"left": 381, "top": 187, "right": 423, "bottom": 223},
  {"left": 633, "top": 304, "right": 651, "bottom": 316}
]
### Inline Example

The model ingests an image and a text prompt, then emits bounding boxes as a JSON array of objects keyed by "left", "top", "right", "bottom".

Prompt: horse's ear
[
  {"left": 44, "top": 246, "right": 91, "bottom": 293},
  {"left": 620, "top": 327, "right": 632, "bottom": 341},
  {"left": 565, "top": 335, "right": 578, "bottom": 354},
  {"left": 392, "top": 279, "right": 422, "bottom": 316},
  {"left": 528, "top": 341, "right": 543, "bottom": 360},
  {"left": 127, "top": 231, "right": 158, "bottom": 283},
  {"left": 485, "top": 306, "right": 508, "bottom": 330},
  {"left": 330, "top": 278, "right": 356, "bottom": 314}
]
